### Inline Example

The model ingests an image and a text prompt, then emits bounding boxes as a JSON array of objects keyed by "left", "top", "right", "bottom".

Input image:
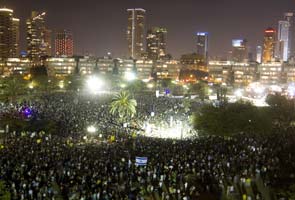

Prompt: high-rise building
[
  {"left": 43, "top": 29, "right": 52, "bottom": 56},
  {"left": 263, "top": 28, "right": 276, "bottom": 63},
  {"left": 284, "top": 12, "right": 294, "bottom": 59},
  {"left": 127, "top": 8, "right": 145, "bottom": 59},
  {"left": 196, "top": 32, "right": 209, "bottom": 63},
  {"left": 146, "top": 27, "right": 167, "bottom": 60},
  {"left": 55, "top": 30, "right": 74, "bottom": 57},
  {"left": 12, "top": 18, "right": 20, "bottom": 57},
  {"left": 0, "top": 8, "right": 19, "bottom": 59},
  {"left": 277, "top": 20, "right": 290, "bottom": 62},
  {"left": 26, "top": 11, "right": 51, "bottom": 64},
  {"left": 256, "top": 46, "right": 262, "bottom": 63},
  {"left": 232, "top": 39, "right": 248, "bottom": 62}
]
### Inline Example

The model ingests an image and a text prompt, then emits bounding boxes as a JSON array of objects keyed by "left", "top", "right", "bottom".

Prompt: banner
[{"left": 135, "top": 157, "right": 148, "bottom": 166}]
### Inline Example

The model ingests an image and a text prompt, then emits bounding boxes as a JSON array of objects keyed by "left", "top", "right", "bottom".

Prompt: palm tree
[
  {"left": 0, "top": 76, "right": 26, "bottom": 102},
  {"left": 109, "top": 90, "right": 137, "bottom": 123}
]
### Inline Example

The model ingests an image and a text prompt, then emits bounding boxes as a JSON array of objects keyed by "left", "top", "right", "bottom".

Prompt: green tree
[
  {"left": 109, "top": 90, "right": 137, "bottom": 123},
  {"left": 266, "top": 93, "right": 295, "bottom": 130},
  {"left": 0, "top": 76, "right": 27, "bottom": 102},
  {"left": 192, "top": 101, "right": 272, "bottom": 137},
  {"left": 32, "top": 75, "right": 58, "bottom": 93},
  {"left": 126, "top": 80, "right": 146, "bottom": 93},
  {"left": 189, "top": 82, "right": 208, "bottom": 100}
]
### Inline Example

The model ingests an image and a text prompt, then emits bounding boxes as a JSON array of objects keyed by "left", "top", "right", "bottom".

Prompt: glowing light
[
  {"left": 59, "top": 81, "right": 64, "bottom": 89},
  {"left": 120, "top": 84, "right": 126, "bottom": 88},
  {"left": 86, "top": 76, "right": 104, "bottom": 93},
  {"left": 234, "top": 89, "right": 243, "bottom": 97},
  {"left": 288, "top": 83, "right": 295, "bottom": 97},
  {"left": 87, "top": 125, "right": 96, "bottom": 133},
  {"left": 124, "top": 72, "right": 136, "bottom": 81},
  {"left": 147, "top": 83, "right": 154, "bottom": 89}
]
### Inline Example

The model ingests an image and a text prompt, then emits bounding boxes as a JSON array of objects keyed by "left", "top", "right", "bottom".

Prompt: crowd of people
[{"left": 0, "top": 92, "right": 294, "bottom": 199}]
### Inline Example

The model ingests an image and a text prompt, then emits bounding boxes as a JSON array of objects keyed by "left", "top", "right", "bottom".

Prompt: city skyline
[{"left": 1, "top": 0, "right": 295, "bottom": 58}]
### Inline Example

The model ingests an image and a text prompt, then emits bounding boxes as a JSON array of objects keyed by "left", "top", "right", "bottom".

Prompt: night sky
[{"left": 2, "top": 0, "right": 295, "bottom": 58}]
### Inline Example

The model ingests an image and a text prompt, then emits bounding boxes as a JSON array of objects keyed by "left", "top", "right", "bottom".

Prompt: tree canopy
[{"left": 192, "top": 101, "right": 272, "bottom": 137}]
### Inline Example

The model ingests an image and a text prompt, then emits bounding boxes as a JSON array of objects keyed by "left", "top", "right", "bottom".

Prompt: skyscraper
[
  {"left": 26, "top": 11, "right": 51, "bottom": 64},
  {"left": 277, "top": 20, "right": 290, "bottom": 62},
  {"left": 0, "top": 8, "right": 19, "bottom": 59},
  {"left": 43, "top": 29, "right": 52, "bottom": 56},
  {"left": 256, "top": 46, "right": 262, "bottom": 63},
  {"left": 196, "top": 32, "right": 209, "bottom": 63},
  {"left": 263, "top": 28, "right": 276, "bottom": 63},
  {"left": 127, "top": 8, "right": 145, "bottom": 59},
  {"left": 146, "top": 27, "right": 167, "bottom": 60},
  {"left": 232, "top": 39, "right": 248, "bottom": 62},
  {"left": 12, "top": 18, "right": 20, "bottom": 57},
  {"left": 55, "top": 30, "right": 74, "bottom": 57},
  {"left": 284, "top": 12, "right": 294, "bottom": 59}
]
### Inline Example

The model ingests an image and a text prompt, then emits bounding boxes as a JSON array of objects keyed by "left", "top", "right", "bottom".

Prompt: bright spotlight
[
  {"left": 86, "top": 76, "right": 104, "bottom": 93},
  {"left": 87, "top": 125, "right": 96, "bottom": 133},
  {"left": 234, "top": 89, "right": 243, "bottom": 97},
  {"left": 124, "top": 72, "right": 136, "bottom": 81}
]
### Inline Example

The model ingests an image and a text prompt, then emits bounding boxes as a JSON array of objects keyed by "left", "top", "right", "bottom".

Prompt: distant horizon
[{"left": 2, "top": 0, "right": 295, "bottom": 59}]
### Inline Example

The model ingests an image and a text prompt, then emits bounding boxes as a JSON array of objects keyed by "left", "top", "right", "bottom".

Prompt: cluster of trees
[{"left": 193, "top": 93, "right": 295, "bottom": 137}]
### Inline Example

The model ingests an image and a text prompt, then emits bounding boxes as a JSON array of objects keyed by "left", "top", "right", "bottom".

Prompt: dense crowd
[
  {"left": 0, "top": 93, "right": 189, "bottom": 138},
  {"left": 0, "top": 93, "right": 294, "bottom": 199},
  {"left": 1, "top": 131, "right": 295, "bottom": 199}
]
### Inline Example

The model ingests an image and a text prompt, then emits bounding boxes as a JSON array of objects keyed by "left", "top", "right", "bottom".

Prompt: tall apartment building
[
  {"left": 55, "top": 30, "right": 74, "bottom": 57},
  {"left": 127, "top": 8, "right": 145, "bottom": 59}
]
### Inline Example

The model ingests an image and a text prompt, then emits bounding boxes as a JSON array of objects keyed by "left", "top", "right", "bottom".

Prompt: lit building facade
[
  {"left": 259, "top": 62, "right": 282, "bottom": 84},
  {"left": 180, "top": 53, "right": 207, "bottom": 71},
  {"left": 256, "top": 46, "right": 262, "bottom": 63},
  {"left": 284, "top": 12, "right": 294, "bottom": 59},
  {"left": 155, "top": 60, "right": 181, "bottom": 80},
  {"left": 146, "top": 27, "right": 167, "bottom": 60},
  {"left": 0, "top": 8, "right": 19, "bottom": 59},
  {"left": 45, "top": 57, "right": 76, "bottom": 77},
  {"left": 26, "top": 11, "right": 51, "bottom": 64},
  {"left": 208, "top": 61, "right": 257, "bottom": 86},
  {"left": 232, "top": 39, "right": 248, "bottom": 63},
  {"left": 6, "top": 58, "right": 31, "bottom": 75},
  {"left": 78, "top": 57, "right": 96, "bottom": 75},
  {"left": 277, "top": 20, "right": 290, "bottom": 62},
  {"left": 127, "top": 8, "right": 145, "bottom": 59},
  {"left": 263, "top": 28, "right": 276, "bottom": 63},
  {"left": 196, "top": 32, "right": 209, "bottom": 63},
  {"left": 55, "top": 30, "right": 74, "bottom": 57}
]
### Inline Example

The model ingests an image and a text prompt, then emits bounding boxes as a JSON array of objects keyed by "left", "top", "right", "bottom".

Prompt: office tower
[
  {"left": 256, "top": 46, "right": 262, "bottom": 63},
  {"left": 263, "top": 28, "right": 276, "bottom": 63},
  {"left": 146, "top": 27, "right": 167, "bottom": 60},
  {"left": 12, "top": 18, "right": 20, "bottom": 57},
  {"left": 196, "top": 32, "right": 209, "bottom": 63},
  {"left": 232, "top": 39, "right": 248, "bottom": 62},
  {"left": 284, "top": 12, "right": 294, "bottom": 59},
  {"left": 277, "top": 20, "right": 290, "bottom": 61},
  {"left": 127, "top": 8, "right": 145, "bottom": 59},
  {"left": 44, "top": 29, "right": 52, "bottom": 56},
  {"left": 55, "top": 30, "right": 74, "bottom": 57},
  {"left": 26, "top": 11, "right": 50, "bottom": 64},
  {"left": 0, "top": 8, "right": 19, "bottom": 59}
]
